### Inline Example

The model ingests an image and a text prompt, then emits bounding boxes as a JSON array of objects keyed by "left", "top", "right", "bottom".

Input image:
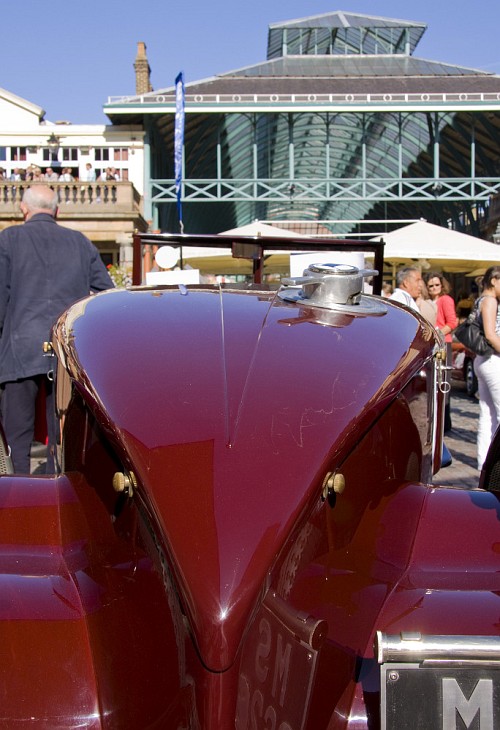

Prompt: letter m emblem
[{"left": 442, "top": 677, "right": 493, "bottom": 729}]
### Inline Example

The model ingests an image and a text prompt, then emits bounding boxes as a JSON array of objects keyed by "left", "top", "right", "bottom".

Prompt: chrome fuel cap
[{"left": 279, "top": 262, "right": 387, "bottom": 315}]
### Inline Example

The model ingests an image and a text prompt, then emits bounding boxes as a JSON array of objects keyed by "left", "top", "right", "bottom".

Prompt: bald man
[{"left": 0, "top": 185, "right": 114, "bottom": 473}]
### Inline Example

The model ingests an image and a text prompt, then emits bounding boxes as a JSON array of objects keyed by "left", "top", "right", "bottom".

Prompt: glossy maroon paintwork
[
  {"left": 55, "top": 287, "right": 435, "bottom": 668},
  {"left": 0, "top": 274, "right": 499, "bottom": 728},
  {"left": 0, "top": 472, "right": 193, "bottom": 727}
]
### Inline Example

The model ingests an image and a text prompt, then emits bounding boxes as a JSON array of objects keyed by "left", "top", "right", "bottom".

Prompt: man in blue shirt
[{"left": 0, "top": 185, "right": 114, "bottom": 473}]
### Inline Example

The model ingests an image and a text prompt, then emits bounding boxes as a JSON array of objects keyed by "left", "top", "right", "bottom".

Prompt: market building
[
  {"left": 2, "top": 10, "right": 500, "bottom": 274},
  {"left": 105, "top": 10, "right": 500, "bottom": 244}
]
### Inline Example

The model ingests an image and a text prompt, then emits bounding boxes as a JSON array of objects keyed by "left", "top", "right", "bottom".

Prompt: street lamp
[{"left": 46, "top": 133, "right": 60, "bottom": 150}]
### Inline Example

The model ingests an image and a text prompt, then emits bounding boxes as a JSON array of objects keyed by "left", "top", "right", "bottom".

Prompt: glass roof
[
  {"left": 222, "top": 55, "right": 486, "bottom": 79},
  {"left": 267, "top": 11, "right": 427, "bottom": 59}
]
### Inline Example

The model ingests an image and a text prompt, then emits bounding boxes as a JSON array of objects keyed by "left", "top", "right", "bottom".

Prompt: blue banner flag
[{"left": 174, "top": 72, "right": 185, "bottom": 231}]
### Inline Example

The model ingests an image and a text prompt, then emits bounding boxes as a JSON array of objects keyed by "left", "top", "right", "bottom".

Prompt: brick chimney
[{"left": 134, "top": 42, "right": 153, "bottom": 94}]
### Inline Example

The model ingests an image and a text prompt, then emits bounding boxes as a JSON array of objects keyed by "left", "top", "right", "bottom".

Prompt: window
[
  {"left": 95, "top": 148, "right": 110, "bottom": 162},
  {"left": 0, "top": 147, "right": 6, "bottom": 161},
  {"left": 43, "top": 149, "right": 59, "bottom": 162},
  {"left": 10, "top": 147, "right": 27, "bottom": 161},
  {"left": 114, "top": 148, "right": 129, "bottom": 161},
  {"left": 62, "top": 148, "right": 78, "bottom": 161}
]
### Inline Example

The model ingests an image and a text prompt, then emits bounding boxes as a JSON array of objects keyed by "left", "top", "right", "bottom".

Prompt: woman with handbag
[
  {"left": 474, "top": 266, "right": 500, "bottom": 470},
  {"left": 425, "top": 272, "right": 458, "bottom": 431}
]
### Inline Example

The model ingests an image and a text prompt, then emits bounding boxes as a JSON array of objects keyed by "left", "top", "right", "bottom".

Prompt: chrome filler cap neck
[{"left": 280, "top": 263, "right": 383, "bottom": 314}]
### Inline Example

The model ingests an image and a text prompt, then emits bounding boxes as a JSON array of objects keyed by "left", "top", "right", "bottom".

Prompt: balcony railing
[{"left": 0, "top": 181, "right": 142, "bottom": 217}]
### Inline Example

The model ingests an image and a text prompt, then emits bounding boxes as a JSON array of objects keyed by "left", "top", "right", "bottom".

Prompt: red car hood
[{"left": 57, "top": 286, "right": 435, "bottom": 670}]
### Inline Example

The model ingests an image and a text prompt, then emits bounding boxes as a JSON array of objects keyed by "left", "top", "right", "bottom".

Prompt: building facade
[{"left": 0, "top": 86, "right": 148, "bottom": 268}]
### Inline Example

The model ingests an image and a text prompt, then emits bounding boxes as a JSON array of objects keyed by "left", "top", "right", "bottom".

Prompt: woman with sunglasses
[
  {"left": 425, "top": 272, "right": 458, "bottom": 432},
  {"left": 474, "top": 266, "right": 500, "bottom": 470}
]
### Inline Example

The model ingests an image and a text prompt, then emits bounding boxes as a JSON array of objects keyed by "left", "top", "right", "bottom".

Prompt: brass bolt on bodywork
[
  {"left": 322, "top": 471, "right": 346, "bottom": 500},
  {"left": 112, "top": 471, "right": 137, "bottom": 497}
]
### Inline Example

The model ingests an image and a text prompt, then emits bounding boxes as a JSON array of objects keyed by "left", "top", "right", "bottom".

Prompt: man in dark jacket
[{"left": 0, "top": 185, "right": 114, "bottom": 473}]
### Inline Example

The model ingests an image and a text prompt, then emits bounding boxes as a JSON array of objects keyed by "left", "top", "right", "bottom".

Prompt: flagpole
[{"left": 174, "top": 71, "right": 185, "bottom": 234}]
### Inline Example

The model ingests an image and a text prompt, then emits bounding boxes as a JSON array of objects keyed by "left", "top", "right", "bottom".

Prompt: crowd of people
[
  {"left": 386, "top": 265, "right": 500, "bottom": 471},
  {"left": 0, "top": 165, "right": 121, "bottom": 182}
]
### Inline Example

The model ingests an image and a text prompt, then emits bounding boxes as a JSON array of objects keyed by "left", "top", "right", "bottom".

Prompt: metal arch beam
[
  {"left": 441, "top": 135, "right": 476, "bottom": 177},
  {"left": 471, "top": 111, "right": 500, "bottom": 143},
  {"left": 163, "top": 109, "right": 465, "bottom": 187},
  {"left": 258, "top": 113, "right": 368, "bottom": 178},
  {"left": 394, "top": 28, "right": 408, "bottom": 54},
  {"left": 450, "top": 114, "right": 499, "bottom": 174},
  {"left": 223, "top": 113, "right": 258, "bottom": 178},
  {"left": 413, "top": 123, "right": 470, "bottom": 178},
  {"left": 361, "top": 111, "right": 441, "bottom": 179},
  {"left": 187, "top": 115, "right": 226, "bottom": 176},
  {"left": 396, "top": 111, "right": 483, "bottom": 180},
  {"left": 348, "top": 111, "right": 432, "bottom": 183},
  {"left": 422, "top": 115, "right": 495, "bottom": 179}
]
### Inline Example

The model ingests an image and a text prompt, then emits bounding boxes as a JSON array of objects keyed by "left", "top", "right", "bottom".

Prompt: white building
[
  {"left": 0, "top": 88, "right": 144, "bottom": 188},
  {"left": 0, "top": 86, "right": 147, "bottom": 267}
]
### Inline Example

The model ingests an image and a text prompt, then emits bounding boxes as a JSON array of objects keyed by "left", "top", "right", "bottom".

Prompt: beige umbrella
[
  {"left": 220, "top": 221, "right": 297, "bottom": 238},
  {"left": 371, "top": 220, "right": 500, "bottom": 274},
  {"left": 182, "top": 221, "right": 298, "bottom": 275}
]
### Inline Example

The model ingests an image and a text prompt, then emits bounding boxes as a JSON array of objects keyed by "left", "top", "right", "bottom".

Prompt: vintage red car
[{"left": 0, "top": 233, "right": 499, "bottom": 729}]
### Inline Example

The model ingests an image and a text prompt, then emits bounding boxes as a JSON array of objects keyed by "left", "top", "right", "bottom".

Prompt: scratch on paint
[{"left": 271, "top": 375, "right": 357, "bottom": 452}]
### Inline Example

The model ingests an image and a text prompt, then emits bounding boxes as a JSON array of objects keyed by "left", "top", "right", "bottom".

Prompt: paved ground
[
  {"left": 30, "top": 441, "right": 48, "bottom": 474},
  {"left": 433, "top": 379, "right": 480, "bottom": 489},
  {"left": 31, "top": 380, "right": 479, "bottom": 485}
]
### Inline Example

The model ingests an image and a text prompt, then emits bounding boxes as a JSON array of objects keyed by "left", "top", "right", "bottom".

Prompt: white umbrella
[
  {"left": 177, "top": 222, "right": 297, "bottom": 264},
  {"left": 180, "top": 221, "right": 299, "bottom": 275},
  {"left": 372, "top": 220, "right": 500, "bottom": 273},
  {"left": 220, "top": 221, "right": 297, "bottom": 237}
]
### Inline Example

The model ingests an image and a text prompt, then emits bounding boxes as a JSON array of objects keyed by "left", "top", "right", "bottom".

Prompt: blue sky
[{"left": 3, "top": 0, "right": 500, "bottom": 124}]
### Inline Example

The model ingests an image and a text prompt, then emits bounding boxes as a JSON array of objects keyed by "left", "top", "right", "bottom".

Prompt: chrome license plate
[{"left": 381, "top": 662, "right": 500, "bottom": 729}]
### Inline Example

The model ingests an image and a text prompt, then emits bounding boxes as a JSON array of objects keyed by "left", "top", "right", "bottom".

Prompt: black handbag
[{"left": 454, "top": 307, "right": 494, "bottom": 357}]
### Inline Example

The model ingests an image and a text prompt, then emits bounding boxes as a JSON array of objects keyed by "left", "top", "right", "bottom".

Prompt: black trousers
[{"left": 0, "top": 376, "right": 57, "bottom": 474}]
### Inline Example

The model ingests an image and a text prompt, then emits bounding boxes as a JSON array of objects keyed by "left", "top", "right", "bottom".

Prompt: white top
[{"left": 390, "top": 287, "right": 419, "bottom": 312}]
